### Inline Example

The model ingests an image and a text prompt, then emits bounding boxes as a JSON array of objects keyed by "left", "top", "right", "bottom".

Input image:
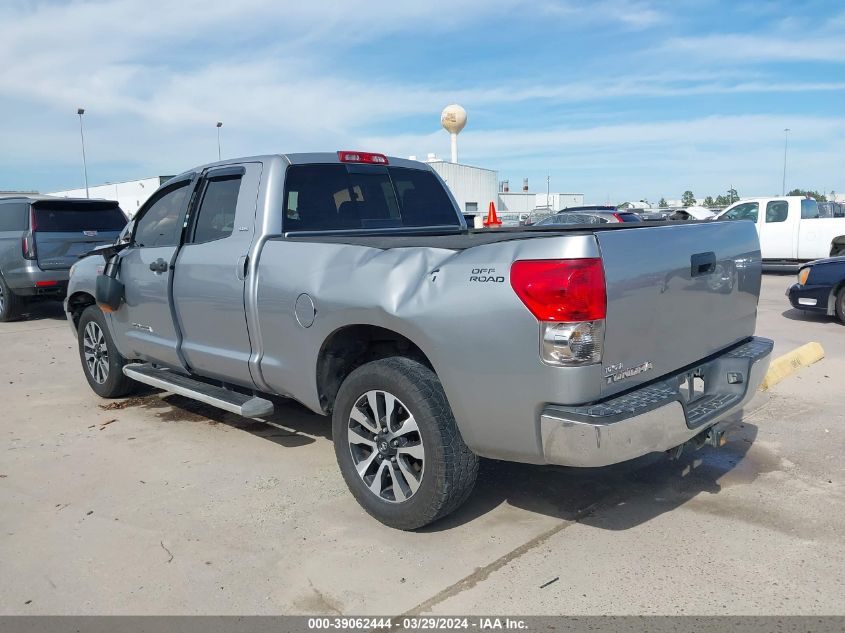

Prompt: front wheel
[
  {"left": 836, "top": 287, "right": 845, "bottom": 325},
  {"left": 77, "top": 305, "right": 136, "bottom": 398},
  {"left": 332, "top": 356, "right": 478, "bottom": 530}
]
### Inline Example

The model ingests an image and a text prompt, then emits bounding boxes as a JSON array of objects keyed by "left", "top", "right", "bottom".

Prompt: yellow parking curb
[{"left": 759, "top": 342, "right": 825, "bottom": 391}]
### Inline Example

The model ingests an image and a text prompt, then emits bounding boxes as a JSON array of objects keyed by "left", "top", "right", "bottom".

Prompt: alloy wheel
[
  {"left": 347, "top": 389, "right": 425, "bottom": 503},
  {"left": 83, "top": 321, "right": 110, "bottom": 384}
]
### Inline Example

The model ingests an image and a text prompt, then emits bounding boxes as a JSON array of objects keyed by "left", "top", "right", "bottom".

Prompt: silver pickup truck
[{"left": 65, "top": 151, "right": 773, "bottom": 529}]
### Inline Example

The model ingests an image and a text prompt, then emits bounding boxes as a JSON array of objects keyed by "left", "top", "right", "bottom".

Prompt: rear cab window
[
  {"left": 33, "top": 202, "right": 127, "bottom": 232},
  {"left": 283, "top": 164, "right": 460, "bottom": 232}
]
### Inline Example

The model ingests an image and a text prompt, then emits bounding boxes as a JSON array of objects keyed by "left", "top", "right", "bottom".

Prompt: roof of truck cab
[
  {"left": 164, "top": 153, "right": 432, "bottom": 184},
  {"left": 282, "top": 153, "right": 425, "bottom": 169}
]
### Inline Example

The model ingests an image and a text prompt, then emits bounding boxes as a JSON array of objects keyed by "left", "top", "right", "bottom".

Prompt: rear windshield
[
  {"left": 283, "top": 164, "right": 460, "bottom": 232},
  {"left": 34, "top": 202, "right": 127, "bottom": 232},
  {"left": 618, "top": 213, "right": 642, "bottom": 222}
]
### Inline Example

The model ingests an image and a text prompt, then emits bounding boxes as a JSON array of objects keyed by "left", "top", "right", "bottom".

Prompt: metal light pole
[
  {"left": 77, "top": 108, "right": 89, "bottom": 198},
  {"left": 216, "top": 121, "right": 223, "bottom": 160},
  {"left": 782, "top": 128, "right": 790, "bottom": 196}
]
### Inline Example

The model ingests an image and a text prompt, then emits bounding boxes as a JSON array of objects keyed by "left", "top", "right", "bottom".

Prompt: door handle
[{"left": 149, "top": 258, "right": 168, "bottom": 273}]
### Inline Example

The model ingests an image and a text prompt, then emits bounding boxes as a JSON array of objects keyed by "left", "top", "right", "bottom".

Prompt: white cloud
[
  {"left": 659, "top": 33, "right": 845, "bottom": 64},
  {"left": 360, "top": 114, "right": 845, "bottom": 201},
  {"left": 0, "top": 0, "right": 843, "bottom": 200}
]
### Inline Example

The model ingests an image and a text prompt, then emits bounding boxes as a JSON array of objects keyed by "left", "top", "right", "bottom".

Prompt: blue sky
[{"left": 1, "top": 0, "right": 843, "bottom": 203}]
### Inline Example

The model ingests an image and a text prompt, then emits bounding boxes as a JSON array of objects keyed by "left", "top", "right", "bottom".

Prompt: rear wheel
[
  {"left": 77, "top": 305, "right": 136, "bottom": 398},
  {"left": 0, "top": 275, "right": 25, "bottom": 322},
  {"left": 332, "top": 356, "right": 478, "bottom": 530},
  {"left": 836, "top": 287, "right": 845, "bottom": 325}
]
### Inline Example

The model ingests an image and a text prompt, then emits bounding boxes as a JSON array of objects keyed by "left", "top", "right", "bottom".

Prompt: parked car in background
[
  {"left": 535, "top": 207, "right": 642, "bottom": 225},
  {"left": 66, "top": 151, "right": 771, "bottom": 529},
  {"left": 716, "top": 196, "right": 845, "bottom": 270},
  {"left": 520, "top": 208, "right": 555, "bottom": 226},
  {"left": 638, "top": 209, "right": 672, "bottom": 221},
  {"left": 787, "top": 255, "right": 845, "bottom": 324},
  {"left": 534, "top": 212, "right": 604, "bottom": 226},
  {"left": 0, "top": 196, "right": 127, "bottom": 321},
  {"left": 668, "top": 206, "right": 716, "bottom": 221},
  {"left": 819, "top": 201, "right": 845, "bottom": 218}
]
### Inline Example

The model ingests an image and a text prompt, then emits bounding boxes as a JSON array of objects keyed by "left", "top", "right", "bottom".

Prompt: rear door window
[
  {"left": 283, "top": 164, "right": 459, "bottom": 232},
  {"left": 33, "top": 203, "right": 127, "bottom": 232}
]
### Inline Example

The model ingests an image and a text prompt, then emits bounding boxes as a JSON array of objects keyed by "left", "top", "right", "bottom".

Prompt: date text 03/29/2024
[{"left": 306, "top": 616, "right": 528, "bottom": 630}]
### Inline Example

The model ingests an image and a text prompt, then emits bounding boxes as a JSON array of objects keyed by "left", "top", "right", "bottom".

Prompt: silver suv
[{"left": 0, "top": 196, "right": 126, "bottom": 321}]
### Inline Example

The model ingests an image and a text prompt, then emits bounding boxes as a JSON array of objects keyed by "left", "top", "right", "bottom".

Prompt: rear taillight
[
  {"left": 21, "top": 233, "right": 36, "bottom": 260},
  {"left": 22, "top": 206, "right": 37, "bottom": 260},
  {"left": 510, "top": 259, "right": 606, "bottom": 321},
  {"left": 511, "top": 258, "right": 607, "bottom": 366},
  {"left": 613, "top": 212, "right": 625, "bottom": 222}
]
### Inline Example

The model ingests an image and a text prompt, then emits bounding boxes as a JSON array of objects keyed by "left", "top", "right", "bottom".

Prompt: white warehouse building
[
  {"left": 48, "top": 176, "right": 175, "bottom": 218},
  {"left": 423, "top": 156, "right": 499, "bottom": 223},
  {"left": 499, "top": 187, "right": 584, "bottom": 217},
  {"left": 423, "top": 156, "right": 584, "bottom": 225}
]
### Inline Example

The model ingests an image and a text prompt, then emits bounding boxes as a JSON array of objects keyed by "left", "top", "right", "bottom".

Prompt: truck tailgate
[
  {"left": 596, "top": 221, "right": 761, "bottom": 397},
  {"left": 31, "top": 202, "right": 127, "bottom": 271},
  {"left": 35, "top": 231, "right": 121, "bottom": 270}
]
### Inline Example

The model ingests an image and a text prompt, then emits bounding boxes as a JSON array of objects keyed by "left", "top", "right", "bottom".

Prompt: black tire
[
  {"left": 332, "top": 356, "right": 478, "bottom": 530},
  {"left": 77, "top": 305, "right": 136, "bottom": 398},
  {"left": 0, "top": 275, "right": 25, "bottom": 322},
  {"left": 836, "top": 287, "right": 845, "bottom": 325}
]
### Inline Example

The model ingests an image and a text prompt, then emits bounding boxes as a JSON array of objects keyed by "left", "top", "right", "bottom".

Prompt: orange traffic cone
[{"left": 483, "top": 201, "right": 502, "bottom": 227}]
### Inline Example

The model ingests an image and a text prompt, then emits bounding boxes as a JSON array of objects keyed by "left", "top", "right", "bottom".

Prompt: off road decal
[{"left": 469, "top": 267, "right": 505, "bottom": 283}]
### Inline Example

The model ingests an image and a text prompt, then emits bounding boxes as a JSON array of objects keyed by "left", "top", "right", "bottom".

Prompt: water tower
[{"left": 441, "top": 104, "right": 467, "bottom": 164}]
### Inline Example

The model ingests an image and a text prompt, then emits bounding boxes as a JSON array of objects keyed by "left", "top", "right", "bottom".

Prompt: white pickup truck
[{"left": 716, "top": 196, "right": 845, "bottom": 270}]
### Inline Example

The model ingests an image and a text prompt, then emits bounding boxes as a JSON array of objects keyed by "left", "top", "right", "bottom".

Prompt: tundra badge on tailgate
[{"left": 605, "top": 360, "right": 654, "bottom": 385}]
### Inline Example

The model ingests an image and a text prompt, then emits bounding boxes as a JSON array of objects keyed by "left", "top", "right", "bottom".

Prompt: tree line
[{"left": 655, "top": 188, "right": 832, "bottom": 208}]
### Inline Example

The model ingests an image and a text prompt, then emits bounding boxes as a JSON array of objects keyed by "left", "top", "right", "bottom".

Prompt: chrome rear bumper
[{"left": 540, "top": 337, "right": 773, "bottom": 467}]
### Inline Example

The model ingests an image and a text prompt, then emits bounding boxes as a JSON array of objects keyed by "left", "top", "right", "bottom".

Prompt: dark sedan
[{"left": 787, "top": 256, "right": 845, "bottom": 324}]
